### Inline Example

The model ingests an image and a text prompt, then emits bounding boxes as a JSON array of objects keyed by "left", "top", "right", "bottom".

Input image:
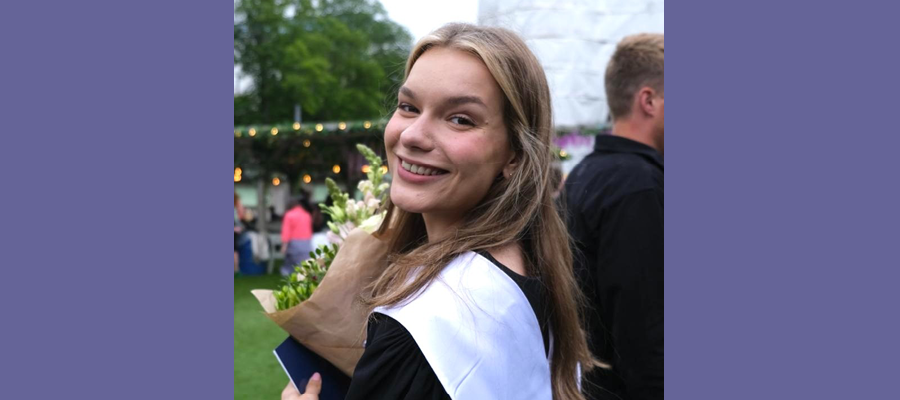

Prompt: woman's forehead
[{"left": 405, "top": 47, "right": 502, "bottom": 105}]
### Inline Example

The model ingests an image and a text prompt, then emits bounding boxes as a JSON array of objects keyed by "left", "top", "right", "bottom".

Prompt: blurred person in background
[
  {"left": 234, "top": 193, "right": 246, "bottom": 276},
  {"left": 280, "top": 193, "right": 314, "bottom": 276},
  {"left": 564, "top": 33, "right": 664, "bottom": 400}
]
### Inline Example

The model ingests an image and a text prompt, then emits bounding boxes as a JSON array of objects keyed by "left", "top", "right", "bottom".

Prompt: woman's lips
[
  {"left": 396, "top": 157, "right": 448, "bottom": 183},
  {"left": 400, "top": 159, "right": 448, "bottom": 176}
]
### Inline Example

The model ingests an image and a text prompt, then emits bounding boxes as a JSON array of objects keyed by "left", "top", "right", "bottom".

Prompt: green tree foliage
[{"left": 234, "top": 0, "right": 413, "bottom": 125}]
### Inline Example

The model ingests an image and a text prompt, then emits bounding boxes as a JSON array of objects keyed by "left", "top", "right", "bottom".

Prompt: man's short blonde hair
[{"left": 605, "top": 33, "right": 664, "bottom": 120}]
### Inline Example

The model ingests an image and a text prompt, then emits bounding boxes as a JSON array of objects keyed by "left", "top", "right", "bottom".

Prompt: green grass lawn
[{"left": 235, "top": 273, "right": 290, "bottom": 399}]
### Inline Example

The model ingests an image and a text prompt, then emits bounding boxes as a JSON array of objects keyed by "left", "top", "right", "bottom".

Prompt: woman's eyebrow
[
  {"left": 400, "top": 86, "right": 487, "bottom": 109},
  {"left": 399, "top": 86, "right": 417, "bottom": 100},
  {"left": 446, "top": 95, "right": 487, "bottom": 109}
]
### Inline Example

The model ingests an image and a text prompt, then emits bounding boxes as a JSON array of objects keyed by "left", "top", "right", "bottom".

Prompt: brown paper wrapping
[{"left": 252, "top": 228, "right": 390, "bottom": 377}]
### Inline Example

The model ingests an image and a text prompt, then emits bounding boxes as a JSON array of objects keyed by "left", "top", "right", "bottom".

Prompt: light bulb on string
[
  {"left": 302, "top": 174, "right": 312, "bottom": 183},
  {"left": 364, "top": 121, "right": 372, "bottom": 129},
  {"left": 271, "top": 127, "right": 278, "bottom": 136},
  {"left": 272, "top": 177, "right": 281, "bottom": 186},
  {"left": 361, "top": 165, "right": 371, "bottom": 173},
  {"left": 315, "top": 124, "right": 324, "bottom": 132},
  {"left": 338, "top": 122, "right": 347, "bottom": 130},
  {"left": 293, "top": 122, "right": 300, "bottom": 130},
  {"left": 303, "top": 139, "right": 311, "bottom": 148},
  {"left": 249, "top": 128, "right": 256, "bottom": 137},
  {"left": 332, "top": 165, "right": 341, "bottom": 174}
]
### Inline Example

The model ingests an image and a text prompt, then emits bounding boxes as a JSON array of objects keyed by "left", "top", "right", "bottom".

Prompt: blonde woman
[{"left": 284, "top": 23, "right": 597, "bottom": 400}]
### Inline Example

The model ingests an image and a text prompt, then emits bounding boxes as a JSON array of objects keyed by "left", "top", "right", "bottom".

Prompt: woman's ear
[{"left": 502, "top": 153, "right": 518, "bottom": 179}]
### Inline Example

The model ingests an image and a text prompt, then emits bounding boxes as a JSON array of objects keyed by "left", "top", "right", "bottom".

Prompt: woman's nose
[{"left": 398, "top": 116, "right": 435, "bottom": 152}]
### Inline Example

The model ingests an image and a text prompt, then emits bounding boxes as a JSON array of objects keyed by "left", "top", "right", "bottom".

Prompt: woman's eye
[
  {"left": 450, "top": 116, "right": 475, "bottom": 126},
  {"left": 398, "top": 103, "right": 419, "bottom": 113}
]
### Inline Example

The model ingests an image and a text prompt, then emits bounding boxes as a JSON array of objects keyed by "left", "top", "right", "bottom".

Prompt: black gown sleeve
[{"left": 345, "top": 313, "right": 452, "bottom": 400}]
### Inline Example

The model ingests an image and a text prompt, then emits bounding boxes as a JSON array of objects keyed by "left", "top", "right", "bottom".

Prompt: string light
[
  {"left": 338, "top": 122, "right": 347, "bottom": 130},
  {"left": 272, "top": 177, "right": 281, "bottom": 186},
  {"left": 315, "top": 124, "right": 324, "bottom": 132},
  {"left": 302, "top": 174, "right": 312, "bottom": 183},
  {"left": 271, "top": 127, "right": 278, "bottom": 136},
  {"left": 332, "top": 165, "right": 341, "bottom": 174},
  {"left": 235, "top": 130, "right": 242, "bottom": 137},
  {"left": 559, "top": 150, "right": 568, "bottom": 157},
  {"left": 249, "top": 128, "right": 256, "bottom": 137},
  {"left": 303, "top": 139, "right": 311, "bottom": 148},
  {"left": 293, "top": 122, "right": 300, "bottom": 130},
  {"left": 234, "top": 167, "right": 242, "bottom": 182},
  {"left": 380, "top": 165, "right": 388, "bottom": 174},
  {"left": 361, "top": 165, "right": 371, "bottom": 173},
  {"left": 364, "top": 121, "right": 372, "bottom": 129}
]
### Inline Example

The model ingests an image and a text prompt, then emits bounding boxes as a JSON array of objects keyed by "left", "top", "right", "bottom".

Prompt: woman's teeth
[{"left": 401, "top": 160, "right": 446, "bottom": 176}]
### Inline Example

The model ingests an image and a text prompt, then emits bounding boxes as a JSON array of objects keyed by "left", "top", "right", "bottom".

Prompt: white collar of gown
[{"left": 373, "top": 251, "right": 552, "bottom": 400}]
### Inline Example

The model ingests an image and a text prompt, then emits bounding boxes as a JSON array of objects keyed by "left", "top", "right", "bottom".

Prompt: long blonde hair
[{"left": 367, "top": 23, "right": 597, "bottom": 399}]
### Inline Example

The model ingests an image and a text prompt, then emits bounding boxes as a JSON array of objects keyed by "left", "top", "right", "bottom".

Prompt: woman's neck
[{"left": 422, "top": 212, "right": 463, "bottom": 243}]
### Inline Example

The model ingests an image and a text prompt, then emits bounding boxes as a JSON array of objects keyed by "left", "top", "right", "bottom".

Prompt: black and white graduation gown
[{"left": 351, "top": 251, "right": 552, "bottom": 399}]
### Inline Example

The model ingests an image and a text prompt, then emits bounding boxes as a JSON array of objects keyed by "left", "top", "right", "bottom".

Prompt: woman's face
[{"left": 385, "top": 47, "right": 512, "bottom": 229}]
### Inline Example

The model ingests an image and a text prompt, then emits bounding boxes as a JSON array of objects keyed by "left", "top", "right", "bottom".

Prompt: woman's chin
[
  {"left": 393, "top": 200, "right": 429, "bottom": 214},
  {"left": 390, "top": 193, "right": 431, "bottom": 214}
]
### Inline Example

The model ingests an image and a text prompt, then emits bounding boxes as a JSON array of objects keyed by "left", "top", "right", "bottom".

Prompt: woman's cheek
[{"left": 384, "top": 114, "right": 408, "bottom": 149}]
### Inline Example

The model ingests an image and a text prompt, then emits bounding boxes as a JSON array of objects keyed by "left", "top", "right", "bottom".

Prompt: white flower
[
  {"left": 358, "top": 213, "right": 385, "bottom": 233},
  {"left": 366, "top": 197, "right": 380, "bottom": 213},
  {"left": 358, "top": 180, "right": 375, "bottom": 195},
  {"left": 325, "top": 221, "right": 356, "bottom": 244},
  {"left": 338, "top": 221, "right": 356, "bottom": 239},
  {"left": 346, "top": 199, "right": 358, "bottom": 217}
]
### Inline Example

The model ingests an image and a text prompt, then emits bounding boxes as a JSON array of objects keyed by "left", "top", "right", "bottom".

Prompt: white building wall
[{"left": 479, "top": 0, "right": 664, "bottom": 127}]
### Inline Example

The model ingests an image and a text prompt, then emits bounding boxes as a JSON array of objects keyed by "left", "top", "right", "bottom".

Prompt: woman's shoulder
[
  {"left": 481, "top": 242, "right": 527, "bottom": 276},
  {"left": 446, "top": 243, "right": 527, "bottom": 276}
]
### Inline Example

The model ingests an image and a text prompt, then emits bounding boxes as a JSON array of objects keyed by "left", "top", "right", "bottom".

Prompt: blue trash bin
[{"left": 238, "top": 237, "right": 265, "bottom": 275}]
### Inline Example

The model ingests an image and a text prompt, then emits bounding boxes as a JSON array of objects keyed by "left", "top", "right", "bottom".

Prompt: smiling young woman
[
  {"left": 385, "top": 45, "right": 516, "bottom": 245},
  {"left": 282, "top": 23, "right": 598, "bottom": 400}
]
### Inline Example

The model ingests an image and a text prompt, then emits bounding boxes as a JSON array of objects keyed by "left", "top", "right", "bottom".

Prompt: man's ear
[{"left": 638, "top": 87, "right": 658, "bottom": 117}]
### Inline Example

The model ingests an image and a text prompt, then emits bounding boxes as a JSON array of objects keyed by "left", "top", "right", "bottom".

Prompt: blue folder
[{"left": 273, "top": 336, "right": 351, "bottom": 400}]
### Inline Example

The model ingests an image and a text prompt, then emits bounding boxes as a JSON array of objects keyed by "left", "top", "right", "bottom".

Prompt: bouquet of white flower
[
  {"left": 321, "top": 146, "right": 389, "bottom": 244},
  {"left": 270, "top": 144, "right": 388, "bottom": 310},
  {"left": 252, "top": 143, "right": 392, "bottom": 376}
]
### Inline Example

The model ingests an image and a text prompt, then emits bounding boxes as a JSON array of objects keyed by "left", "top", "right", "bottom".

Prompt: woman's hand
[{"left": 281, "top": 373, "right": 321, "bottom": 400}]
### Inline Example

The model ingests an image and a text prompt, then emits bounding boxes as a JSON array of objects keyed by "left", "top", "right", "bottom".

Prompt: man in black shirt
[{"left": 564, "top": 33, "right": 664, "bottom": 400}]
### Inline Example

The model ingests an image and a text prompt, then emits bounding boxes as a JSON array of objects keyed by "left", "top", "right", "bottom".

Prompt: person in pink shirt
[{"left": 280, "top": 194, "right": 314, "bottom": 276}]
